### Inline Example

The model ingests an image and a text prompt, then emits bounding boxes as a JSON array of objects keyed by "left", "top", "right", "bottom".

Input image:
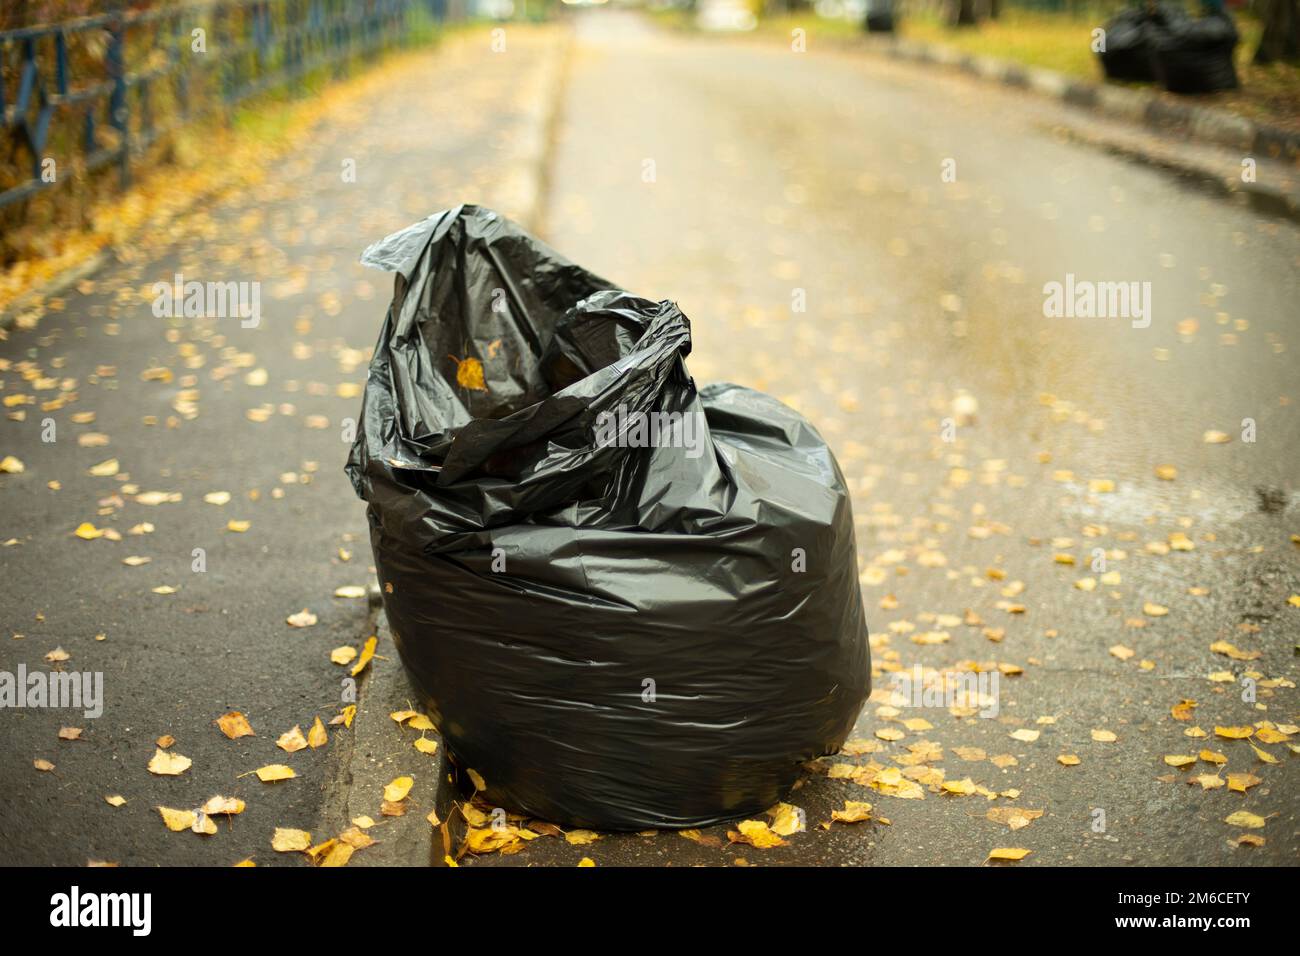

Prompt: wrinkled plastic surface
[
  {"left": 864, "top": 0, "right": 896, "bottom": 33},
  {"left": 1099, "top": 3, "right": 1189, "bottom": 82},
  {"left": 346, "top": 205, "right": 871, "bottom": 830},
  {"left": 1098, "top": 4, "right": 1237, "bottom": 92},
  {"left": 1151, "top": 12, "right": 1239, "bottom": 94}
]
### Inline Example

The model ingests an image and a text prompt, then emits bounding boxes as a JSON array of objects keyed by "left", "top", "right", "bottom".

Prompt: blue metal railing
[{"left": 0, "top": 0, "right": 449, "bottom": 212}]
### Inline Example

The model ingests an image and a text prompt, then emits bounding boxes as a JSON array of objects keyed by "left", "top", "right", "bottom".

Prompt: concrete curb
[
  {"left": 495, "top": 24, "right": 572, "bottom": 235},
  {"left": 0, "top": 250, "right": 114, "bottom": 333},
  {"left": 319, "top": 25, "right": 576, "bottom": 867},
  {"left": 856, "top": 33, "right": 1300, "bottom": 162},
  {"left": 317, "top": 608, "right": 451, "bottom": 866}
]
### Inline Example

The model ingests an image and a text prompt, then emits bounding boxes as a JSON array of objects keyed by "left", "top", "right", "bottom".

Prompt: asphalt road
[
  {"left": 1, "top": 11, "right": 1296, "bottom": 868},
  {"left": 0, "top": 28, "right": 560, "bottom": 866},
  {"left": 463, "top": 11, "right": 1298, "bottom": 866}
]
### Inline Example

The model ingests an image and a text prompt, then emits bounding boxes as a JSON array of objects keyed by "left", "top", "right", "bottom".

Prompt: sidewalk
[{"left": 0, "top": 23, "right": 565, "bottom": 866}]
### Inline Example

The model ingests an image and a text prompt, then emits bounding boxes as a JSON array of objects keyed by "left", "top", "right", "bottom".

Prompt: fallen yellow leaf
[
  {"left": 350, "top": 635, "right": 376, "bottom": 676},
  {"left": 276, "top": 725, "right": 308, "bottom": 753},
  {"left": 453, "top": 356, "right": 487, "bottom": 391},
  {"left": 729, "top": 820, "right": 785, "bottom": 849},
  {"left": 216, "top": 711, "right": 255, "bottom": 739},
  {"left": 383, "top": 775, "right": 413, "bottom": 802},
  {"left": 147, "top": 748, "right": 192, "bottom": 776},
  {"left": 307, "top": 716, "right": 328, "bottom": 749},
  {"left": 286, "top": 608, "right": 317, "bottom": 628},
  {"left": 1223, "top": 811, "right": 1266, "bottom": 829},
  {"left": 271, "top": 827, "right": 312, "bottom": 852},
  {"left": 987, "top": 847, "right": 1031, "bottom": 862},
  {"left": 255, "top": 764, "right": 296, "bottom": 783},
  {"left": 157, "top": 807, "right": 196, "bottom": 832},
  {"left": 830, "top": 801, "right": 873, "bottom": 824}
]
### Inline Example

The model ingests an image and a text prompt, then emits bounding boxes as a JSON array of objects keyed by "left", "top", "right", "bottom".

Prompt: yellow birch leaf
[
  {"left": 465, "top": 826, "right": 519, "bottom": 854},
  {"left": 216, "top": 711, "right": 254, "bottom": 739},
  {"left": 768, "top": 803, "right": 804, "bottom": 835},
  {"left": 202, "top": 796, "right": 245, "bottom": 815},
  {"left": 147, "top": 748, "right": 192, "bottom": 776},
  {"left": 307, "top": 717, "right": 328, "bottom": 749},
  {"left": 730, "top": 820, "right": 786, "bottom": 848},
  {"left": 453, "top": 356, "right": 487, "bottom": 391},
  {"left": 271, "top": 828, "right": 312, "bottom": 852},
  {"left": 383, "top": 775, "right": 413, "bottom": 802},
  {"left": 1226, "top": 773, "right": 1261, "bottom": 793},
  {"left": 255, "top": 764, "right": 296, "bottom": 783},
  {"left": 350, "top": 636, "right": 377, "bottom": 677},
  {"left": 987, "top": 847, "right": 1032, "bottom": 862},
  {"left": 830, "top": 801, "right": 873, "bottom": 824},
  {"left": 1249, "top": 743, "right": 1278, "bottom": 764},
  {"left": 1214, "top": 726, "right": 1254, "bottom": 739},
  {"left": 1223, "top": 811, "right": 1266, "bottom": 829},
  {"left": 320, "top": 842, "right": 355, "bottom": 867},
  {"left": 157, "top": 807, "right": 196, "bottom": 832},
  {"left": 305, "top": 839, "right": 337, "bottom": 864},
  {"left": 942, "top": 778, "right": 977, "bottom": 795},
  {"left": 276, "top": 725, "right": 307, "bottom": 753},
  {"left": 339, "top": 827, "right": 375, "bottom": 849}
]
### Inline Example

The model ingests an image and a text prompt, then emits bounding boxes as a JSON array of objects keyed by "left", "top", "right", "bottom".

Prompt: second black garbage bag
[{"left": 346, "top": 205, "right": 871, "bottom": 830}]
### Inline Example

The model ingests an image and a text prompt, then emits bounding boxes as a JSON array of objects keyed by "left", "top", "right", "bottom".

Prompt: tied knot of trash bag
[{"left": 346, "top": 204, "right": 725, "bottom": 533}]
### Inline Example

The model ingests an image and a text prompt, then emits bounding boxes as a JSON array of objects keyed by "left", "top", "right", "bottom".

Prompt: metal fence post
[{"left": 106, "top": 11, "right": 129, "bottom": 187}]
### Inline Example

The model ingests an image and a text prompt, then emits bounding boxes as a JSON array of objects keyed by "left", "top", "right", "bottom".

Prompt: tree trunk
[
  {"left": 1254, "top": 0, "right": 1300, "bottom": 65},
  {"left": 953, "top": 0, "right": 978, "bottom": 26}
]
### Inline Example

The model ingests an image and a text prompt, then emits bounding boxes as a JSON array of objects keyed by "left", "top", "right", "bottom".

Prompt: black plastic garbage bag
[
  {"left": 1151, "top": 11, "right": 1239, "bottom": 94},
  {"left": 864, "top": 0, "right": 896, "bottom": 33},
  {"left": 346, "top": 205, "right": 871, "bottom": 830},
  {"left": 1098, "top": 2, "right": 1189, "bottom": 82}
]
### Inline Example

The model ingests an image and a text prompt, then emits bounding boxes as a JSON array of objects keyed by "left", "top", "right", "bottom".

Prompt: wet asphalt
[
  {"left": 461, "top": 10, "right": 1298, "bottom": 866},
  {"left": 0, "top": 12, "right": 1296, "bottom": 868}
]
